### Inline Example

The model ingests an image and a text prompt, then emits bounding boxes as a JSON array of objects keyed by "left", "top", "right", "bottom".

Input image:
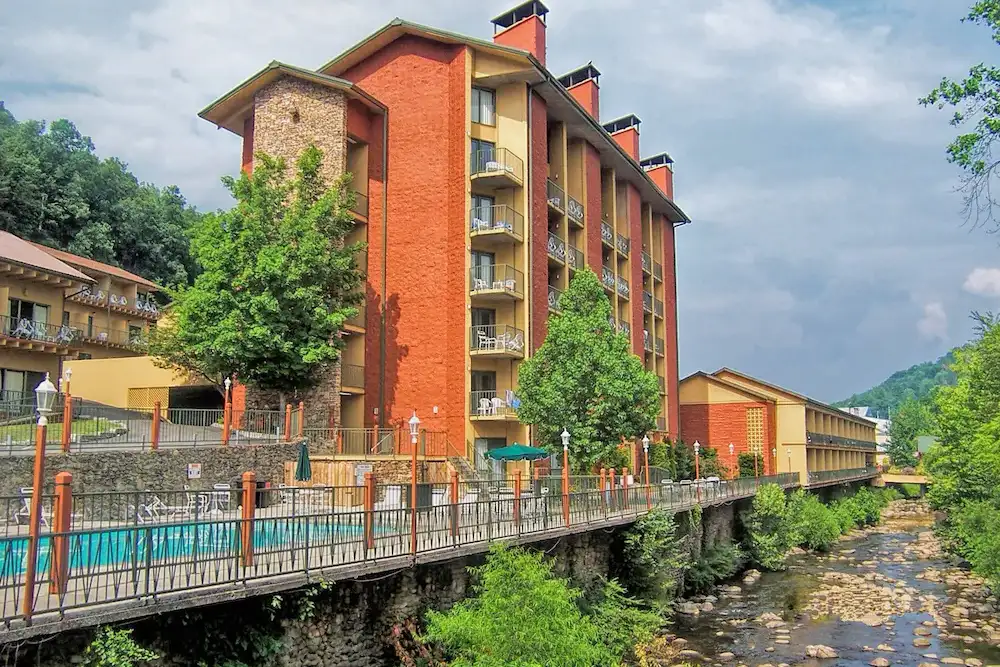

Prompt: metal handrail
[
  {"left": 616, "top": 276, "right": 630, "bottom": 298},
  {"left": 470, "top": 205, "right": 523, "bottom": 240},
  {"left": 470, "top": 265, "right": 523, "bottom": 298},
  {"left": 546, "top": 179, "right": 565, "bottom": 213},
  {"left": 547, "top": 232, "right": 566, "bottom": 263},
  {"left": 601, "top": 265, "right": 615, "bottom": 291},
  {"left": 471, "top": 148, "right": 524, "bottom": 182},
  {"left": 616, "top": 233, "right": 630, "bottom": 256},
  {"left": 642, "top": 291, "right": 653, "bottom": 313},
  {"left": 567, "top": 244, "right": 584, "bottom": 271},
  {"left": 0, "top": 315, "right": 81, "bottom": 348},
  {"left": 654, "top": 298, "right": 664, "bottom": 317},
  {"left": 601, "top": 221, "right": 614, "bottom": 246},
  {"left": 567, "top": 195, "right": 584, "bottom": 224},
  {"left": 548, "top": 285, "right": 562, "bottom": 312},
  {"left": 470, "top": 325, "right": 525, "bottom": 354},
  {"left": 641, "top": 252, "right": 652, "bottom": 274}
]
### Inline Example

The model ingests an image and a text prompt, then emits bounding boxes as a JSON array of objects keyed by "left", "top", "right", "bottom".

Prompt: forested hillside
[
  {"left": 0, "top": 101, "right": 202, "bottom": 286},
  {"left": 834, "top": 351, "right": 957, "bottom": 415}
]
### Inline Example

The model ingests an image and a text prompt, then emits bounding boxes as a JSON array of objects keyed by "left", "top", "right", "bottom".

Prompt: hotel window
[
  {"left": 746, "top": 406, "right": 764, "bottom": 455},
  {"left": 471, "top": 87, "right": 496, "bottom": 126},
  {"left": 8, "top": 299, "right": 48, "bottom": 325}
]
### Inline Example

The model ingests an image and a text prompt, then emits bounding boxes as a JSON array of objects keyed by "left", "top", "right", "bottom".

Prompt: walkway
[{"left": 0, "top": 473, "right": 799, "bottom": 641}]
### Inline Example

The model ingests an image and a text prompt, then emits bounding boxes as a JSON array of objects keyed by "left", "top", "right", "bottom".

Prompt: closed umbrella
[{"left": 295, "top": 441, "right": 312, "bottom": 482}]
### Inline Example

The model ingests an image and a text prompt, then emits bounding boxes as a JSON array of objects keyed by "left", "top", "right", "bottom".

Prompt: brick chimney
[
  {"left": 603, "top": 114, "right": 641, "bottom": 162},
  {"left": 492, "top": 0, "right": 548, "bottom": 66},
  {"left": 558, "top": 63, "right": 600, "bottom": 121},
  {"left": 641, "top": 153, "right": 674, "bottom": 200}
]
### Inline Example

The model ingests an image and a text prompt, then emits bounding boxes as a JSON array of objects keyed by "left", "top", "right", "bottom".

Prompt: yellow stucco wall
[
  {"left": 678, "top": 375, "right": 760, "bottom": 405},
  {"left": 64, "top": 356, "right": 203, "bottom": 408}
]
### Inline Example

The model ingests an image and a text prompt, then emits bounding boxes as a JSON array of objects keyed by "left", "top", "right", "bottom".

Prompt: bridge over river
[{"left": 0, "top": 468, "right": 877, "bottom": 643}]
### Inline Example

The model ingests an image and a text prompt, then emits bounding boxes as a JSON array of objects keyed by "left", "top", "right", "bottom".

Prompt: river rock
[
  {"left": 677, "top": 601, "right": 701, "bottom": 615},
  {"left": 717, "top": 651, "right": 735, "bottom": 662},
  {"left": 915, "top": 627, "right": 933, "bottom": 636},
  {"left": 914, "top": 637, "right": 932, "bottom": 647},
  {"left": 917, "top": 663, "right": 940, "bottom": 667},
  {"left": 964, "top": 659, "right": 982, "bottom": 666},
  {"left": 877, "top": 644, "right": 896, "bottom": 652},
  {"left": 806, "top": 645, "right": 838, "bottom": 659},
  {"left": 941, "top": 659, "right": 964, "bottom": 665},
  {"left": 701, "top": 601, "right": 714, "bottom": 612},
  {"left": 678, "top": 649, "right": 704, "bottom": 660},
  {"left": 870, "top": 659, "right": 890, "bottom": 667}
]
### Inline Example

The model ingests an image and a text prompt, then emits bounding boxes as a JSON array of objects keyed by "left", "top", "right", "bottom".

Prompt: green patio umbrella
[
  {"left": 294, "top": 441, "right": 312, "bottom": 482},
  {"left": 485, "top": 443, "right": 549, "bottom": 461}
]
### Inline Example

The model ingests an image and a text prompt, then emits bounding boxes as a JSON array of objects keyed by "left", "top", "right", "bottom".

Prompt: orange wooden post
[
  {"left": 622, "top": 467, "right": 630, "bottom": 510},
  {"left": 410, "top": 430, "right": 418, "bottom": 555},
  {"left": 222, "top": 400, "right": 232, "bottom": 446},
  {"left": 240, "top": 471, "right": 256, "bottom": 567},
  {"left": 60, "top": 394, "right": 72, "bottom": 453},
  {"left": 608, "top": 468, "right": 616, "bottom": 511},
  {"left": 49, "top": 472, "right": 73, "bottom": 596},
  {"left": 599, "top": 468, "right": 607, "bottom": 509},
  {"left": 297, "top": 401, "right": 305, "bottom": 438},
  {"left": 644, "top": 447, "right": 652, "bottom": 511},
  {"left": 283, "top": 404, "right": 292, "bottom": 442},
  {"left": 450, "top": 470, "right": 460, "bottom": 538},
  {"left": 337, "top": 430, "right": 343, "bottom": 455},
  {"left": 513, "top": 470, "right": 522, "bottom": 528},
  {"left": 22, "top": 421, "right": 47, "bottom": 619},
  {"left": 561, "top": 445, "right": 570, "bottom": 527},
  {"left": 363, "top": 472, "right": 375, "bottom": 551},
  {"left": 151, "top": 401, "right": 161, "bottom": 451}
]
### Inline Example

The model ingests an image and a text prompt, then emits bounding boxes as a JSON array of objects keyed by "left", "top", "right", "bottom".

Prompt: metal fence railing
[
  {"left": 807, "top": 467, "right": 877, "bottom": 485},
  {"left": 471, "top": 148, "right": 524, "bottom": 183},
  {"left": 0, "top": 472, "right": 801, "bottom": 631},
  {"left": 470, "top": 204, "right": 523, "bottom": 241}
]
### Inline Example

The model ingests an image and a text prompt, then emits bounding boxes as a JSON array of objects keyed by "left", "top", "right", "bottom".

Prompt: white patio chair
[
  {"left": 473, "top": 277, "right": 489, "bottom": 291},
  {"left": 478, "top": 398, "right": 492, "bottom": 416},
  {"left": 490, "top": 396, "right": 504, "bottom": 415},
  {"left": 11, "top": 319, "right": 33, "bottom": 338},
  {"left": 375, "top": 485, "right": 403, "bottom": 510},
  {"left": 477, "top": 329, "right": 496, "bottom": 351},
  {"left": 16, "top": 488, "right": 49, "bottom": 527},
  {"left": 507, "top": 332, "right": 524, "bottom": 352},
  {"left": 211, "top": 483, "right": 232, "bottom": 511}
]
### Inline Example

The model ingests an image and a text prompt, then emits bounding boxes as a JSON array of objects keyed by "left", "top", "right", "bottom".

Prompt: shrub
[
  {"left": 82, "top": 627, "right": 158, "bottom": 667},
  {"left": 617, "top": 509, "right": 686, "bottom": 608},
  {"left": 950, "top": 500, "right": 1000, "bottom": 588},
  {"left": 587, "top": 578, "right": 663, "bottom": 663},
  {"left": 794, "top": 494, "right": 841, "bottom": 551},
  {"left": 737, "top": 452, "right": 764, "bottom": 478},
  {"left": 425, "top": 544, "right": 611, "bottom": 667},
  {"left": 741, "top": 484, "right": 791, "bottom": 570},
  {"left": 900, "top": 483, "right": 923, "bottom": 498},
  {"left": 684, "top": 544, "right": 743, "bottom": 594}
]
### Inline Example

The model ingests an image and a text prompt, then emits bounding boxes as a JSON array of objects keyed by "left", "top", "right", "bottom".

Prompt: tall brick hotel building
[{"left": 200, "top": 1, "right": 691, "bottom": 463}]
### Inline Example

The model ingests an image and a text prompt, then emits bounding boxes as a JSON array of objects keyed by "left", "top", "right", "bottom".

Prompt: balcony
[
  {"left": 470, "top": 205, "right": 523, "bottom": 244},
  {"left": 807, "top": 467, "right": 877, "bottom": 486},
  {"left": 617, "top": 321, "right": 631, "bottom": 337},
  {"left": 470, "top": 265, "right": 523, "bottom": 301},
  {"left": 643, "top": 330, "right": 653, "bottom": 353},
  {"left": 70, "top": 288, "right": 159, "bottom": 321},
  {"left": 548, "top": 285, "right": 562, "bottom": 312},
  {"left": 653, "top": 261, "right": 663, "bottom": 282},
  {"left": 546, "top": 179, "right": 566, "bottom": 214},
  {"left": 567, "top": 195, "right": 584, "bottom": 227},
  {"left": 350, "top": 190, "right": 368, "bottom": 219},
  {"left": 658, "top": 376, "right": 666, "bottom": 394},
  {"left": 470, "top": 324, "right": 525, "bottom": 359},
  {"left": 654, "top": 298, "right": 664, "bottom": 317},
  {"left": 345, "top": 303, "right": 366, "bottom": 333},
  {"left": 341, "top": 363, "right": 365, "bottom": 393},
  {"left": 641, "top": 252, "right": 652, "bottom": 275},
  {"left": 805, "top": 431, "right": 877, "bottom": 450},
  {"left": 0, "top": 315, "right": 82, "bottom": 354},
  {"left": 656, "top": 417, "right": 667, "bottom": 432},
  {"left": 601, "top": 221, "right": 614, "bottom": 248},
  {"left": 616, "top": 234, "right": 630, "bottom": 257},
  {"left": 608, "top": 315, "right": 617, "bottom": 330},
  {"left": 616, "top": 276, "right": 630, "bottom": 299},
  {"left": 567, "top": 244, "right": 584, "bottom": 272},
  {"left": 642, "top": 291, "right": 653, "bottom": 314},
  {"left": 471, "top": 390, "right": 519, "bottom": 420},
  {"left": 547, "top": 232, "right": 566, "bottom": 265},
  {"left": 79, "top": 324, "right": 147, "bottom": 353},
  {"left": 471, "top": 148, "right": 523, "bottom": 188},
  {"left": 655, "top": 337, "right": 665, "bottom": 356},
  {"left": 601, "top": 266, "right": 615, "bottom": 293}
]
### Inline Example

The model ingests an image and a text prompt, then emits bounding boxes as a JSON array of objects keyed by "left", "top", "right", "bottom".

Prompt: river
[{"left": 661, "top": 500, "right": 1000, "bottom": 667}]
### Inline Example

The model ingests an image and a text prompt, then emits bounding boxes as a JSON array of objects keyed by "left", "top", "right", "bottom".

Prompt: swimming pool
[{"left": 0, "top": 516, "right": 373, "bottom": 576}]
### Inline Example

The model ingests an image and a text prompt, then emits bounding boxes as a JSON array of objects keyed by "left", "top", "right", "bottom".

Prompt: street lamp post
[
  {"left": 786, "top": 448, "right": 792, "bottom": 482},
  {"left": 222, "top": 377, "right": 232, "bottom": 446},
  {"left": 64, "top": 368, "right": 72, "bottom": 396},
  {"left": 729, "top": 442, "right": 735, "bottom": 479},
  {"left": 642, "top": 435, "right": 651, "bottom": 510},
  {"left": 22, "top": 373, "right": 57, "bottom": 618},
  {"left": 409, "top": 410, "right": 420, "bottom": 555},
  {"left": 561, "top": 429, "right": 571, "bottom": 526},
  {"left": 772, "top": 447, "right": 778, "bottom": 474},
  {"left": 693, "top": 440, "right": 701, "bottom": 502}
]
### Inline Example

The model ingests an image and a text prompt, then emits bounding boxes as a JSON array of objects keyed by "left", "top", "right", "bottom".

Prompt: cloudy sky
[{"left": 1, "top": 0, "right": 996, "bottom": 402}]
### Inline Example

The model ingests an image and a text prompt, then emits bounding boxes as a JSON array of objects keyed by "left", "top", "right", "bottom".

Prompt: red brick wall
[
  {"left": 568, "top": 80, "right": 599, "bottom": 120},
  {"left": 647, "top": 165, "right": 673, "bottom": 201},
  {"left": 346, "top": 99, "right": 374, "bottom": 144},
  {"left": 678, "top": 401, "right": 773, "bottom": 476},
  {"left": 493, "top": 16, "right": 546, "bottom": 65},
  {"left": 584, "top": 142, "right": 602, "bottom": 268},
  {"left": 362, "top": 113, "right": 385, "bottom": 428},
  {"left": 663, "top": 220, "right": 679, "bottom": 440},
  {"left": 530, "top": 89, "right": 549, "bottom": 351},
  {"left": 611, "top": 127, "right": 639, "bottom": 161},
  {"left": 340, "top": 36, "right": 467, "bottom": 443},
  {"left": 627, "top": 184, "right": 643, "bottom": 354}
]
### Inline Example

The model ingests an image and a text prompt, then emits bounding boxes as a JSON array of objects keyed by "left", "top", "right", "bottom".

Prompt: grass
[{"left": 0, "top": 418, "right": 119, "bottom": 442}]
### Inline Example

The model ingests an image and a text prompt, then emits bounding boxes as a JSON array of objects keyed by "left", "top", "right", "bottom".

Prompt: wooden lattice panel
[{"left": 746, "top": 406, "right": 764, "bottom": 455}]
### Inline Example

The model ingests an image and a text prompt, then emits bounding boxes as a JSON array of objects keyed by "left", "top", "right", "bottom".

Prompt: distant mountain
[{"left": 834, "top": 351, "right": 958, "bottom": 417}]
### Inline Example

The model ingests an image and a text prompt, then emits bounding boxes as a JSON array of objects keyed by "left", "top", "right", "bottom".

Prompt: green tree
[
  {"left": 81, "top": 627, "right": 158, "bottom": 667},
  {"left": 741, "top": 483, "right": 791, "bottom": 570},
  {"left": 920, "top": 1, "right": 1000, "bottom": 228},
  {"left": 516, "top": 269, "right": 660, "bottom": 472},
  {"left": 425, "top": 544, "right": 612, "bottom": 667},
  {"left": 150, "top": 146, "right": 364, "bottom": 396},
  {"left": 887, "top": 397, "right": 932, "bottom": 467},
  {"left": 615, "top": 509, "right": 686, "bottom": 608},
  {"left": 738, "top": 452, "right": 764, "bottom": 478}
]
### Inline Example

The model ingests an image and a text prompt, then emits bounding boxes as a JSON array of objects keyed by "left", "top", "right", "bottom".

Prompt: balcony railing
[
  {"left": 617, "top": 321, "right": 631, "bottom": 337},
  {"left": 601, "top": 266, "right": 616, "bottom": 292},
  {"left": 653, "top": 261, "right": 663, "bottom": 282},
  {"left": 1, "top": 315, "right": 81, "bottom": 349},
  {"left": 807, "top": 468, "right": 877, "bottom": 485},
  {"left": 655, "top": 337, "right": 664, "bottom": 355},
  {"left": 346, "top": 303, "right": 366, "bottom": 330},
  {"left": 641, "top": 252, "right": 652, "bottom": 274},
  {"left": 608, "top": 316, "right": 617, "bottom": 330},
  {"left": 72, "top": 288, "right": 159, "bottom": 319},
  {"left": 643, "top": 330, "right": 653, "bottom": 353},
  {"left": 350, "top": 190, "right": 369, "bottom": 218},
  {"left": 601, "top": 221, "right": 614, "bottom": 247},
  {"left": 643, "top": 291, "right": 653, "bottom": 313},
  {"left": 470, "top": 264, "right": 523, "bottom": 299},
  {"left": 805, "top": 431, "right": 877, "bottom": 450},
  {"left": 471, "top": 390, "right": 518, "bottom": 419},
  {"left": 471, "top": 148, "right": 524, "bottom": 184},
  {"left": 79, "top": 324, "right": 147, "bottom": 352},
  {"left": 546, "top": 179, "right": 565, "bottom": 213},
  {"left": 567, "top": 195, "right": 584, "bottom": 226},
  {"left": 658, "top": 376, "right": 666, "bottom": 394},
  {"left": 470, "top": 205, "right": 523, "bottom": 241},
  {"left": 547, "top": 232, "right": 566, "bottom": 263},
  {"left": 341, "top": 363, "right": 365, "bottom": 388},
  {"left": 548, "top": 285, "right": 562, "bottom": 312},
  {"left": 654, "top": 298, "right": 664, "bottom": 317},
  {"left": 616, "top": 234, "right": 630, "bottom": 257},
  {"left": 616, "top": 276, "right": 630, "bottom": 299},
  {"left": 470, "top": 325, "right": 525, "bottom": 356},
  {"left": 568, "top": 244, "right": 584, "bottom": 271}
]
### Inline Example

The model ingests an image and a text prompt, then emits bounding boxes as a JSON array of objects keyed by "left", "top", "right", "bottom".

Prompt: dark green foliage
[
  {"left": 900, "top": 483, "right": 923, "bottom": 498},
  {"left": 81, "top": 627, "right": 158, "bottom": 667},
  {"left": 652, "top": 440, "right": 721, "bottom": 481},
  {"left": 684, "top": 544, "right": 743, "bottom": 595},
  {"left": 150, "top": 146, "right": 364, "bottom": 392},
  {"left": 516, "top": 269, "right": 661, "bottom": 472},
  {"left": 616, "top": 509, "right": 686, "bottom": 608},
  {"left": 835, "top": 352, "right": 957, "bottom": 416},
  {"left": 0, "top": 102, "right": 200, "bottom": 286},
  {"left": 586, "top": 578, "right": 663, "bottom": 663},
  {"left": 737, "top": 452, "right": 764, "bottom": 478},
  {"left": 887, "top": 398, "right": 933, "bottom": 467},
  {"left": 741, "top": 483, "right": 791, "bottom": 570}
]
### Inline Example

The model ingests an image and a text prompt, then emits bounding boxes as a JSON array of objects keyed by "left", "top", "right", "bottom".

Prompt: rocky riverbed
[{"left": 657, "top": 500, "right": 1000, "bottom": 667}]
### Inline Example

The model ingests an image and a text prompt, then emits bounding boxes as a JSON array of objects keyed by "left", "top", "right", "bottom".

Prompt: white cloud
[
  {"left": 963, "top": 268, "right": 1000, "bottom": 297},
  {"left": 917, "top": 302, "right": 948, "bottom": 341}
]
